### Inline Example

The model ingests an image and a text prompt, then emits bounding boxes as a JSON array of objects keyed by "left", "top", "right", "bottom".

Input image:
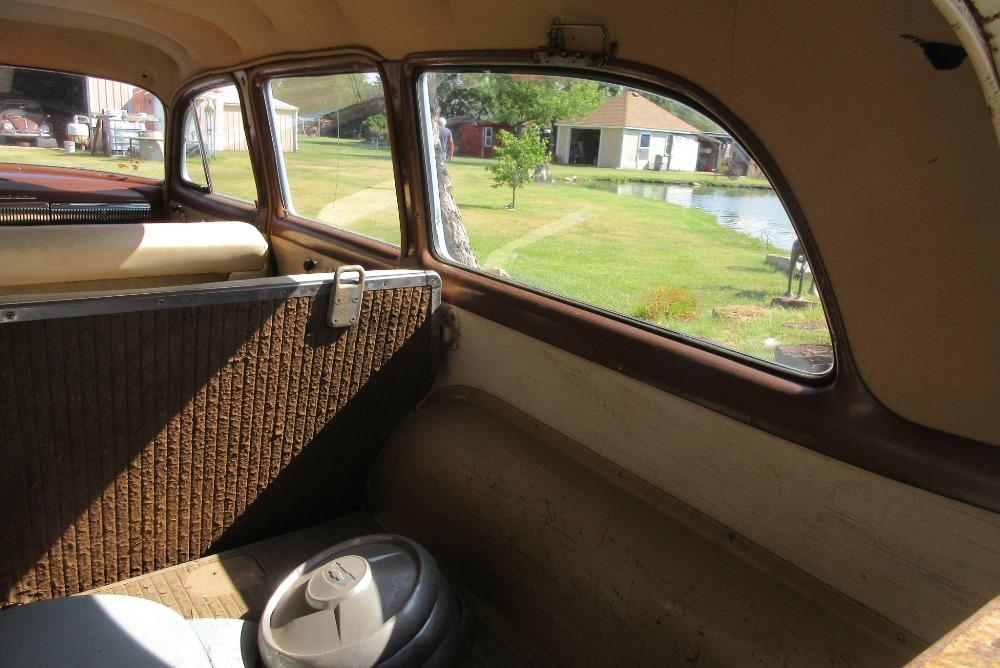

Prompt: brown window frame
[
  {"left": 248, "top": 54, "right": 406, "bottom": 267},
  {"left": 169, "top": 74, "right": 266, "bottom": 224}
]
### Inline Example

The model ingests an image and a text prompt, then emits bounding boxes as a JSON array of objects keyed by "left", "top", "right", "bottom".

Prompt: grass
[
  {"left": 0, "top": 143, "right": 165, "bottom": 179},
  {"left": 0, "top": 137, "right": 831, "bottom": 368},
  {"left": 348, "top": 147, "right": 831, "bottom": 365}
]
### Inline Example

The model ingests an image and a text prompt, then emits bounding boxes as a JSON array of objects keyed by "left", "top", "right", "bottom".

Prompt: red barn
[{"left": 447, "top": 118, "right": 512, "bottom": 158}]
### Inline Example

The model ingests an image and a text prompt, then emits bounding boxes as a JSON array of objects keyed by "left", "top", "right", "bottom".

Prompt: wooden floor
[{"left": 84, "top": 512, "right": 526, "bottom": 667}]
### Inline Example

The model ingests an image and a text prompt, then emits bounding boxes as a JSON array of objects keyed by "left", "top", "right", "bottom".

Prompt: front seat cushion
[{"left": 0, "top": 594, "right": 213, "bottom": 667}]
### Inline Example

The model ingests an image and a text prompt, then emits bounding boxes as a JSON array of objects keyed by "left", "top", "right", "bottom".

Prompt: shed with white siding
[
  {"left": 87, "top": 77, "right": 134, "bottom": 115},
  {"left": 554, "top": 91, "right": 707, "bottom": 172},
  {"left": 187, "top": 85, "right": 298, "bottom": 154},
  {"left": 219, "top": 86, "right": 298, "bottom": 152}
]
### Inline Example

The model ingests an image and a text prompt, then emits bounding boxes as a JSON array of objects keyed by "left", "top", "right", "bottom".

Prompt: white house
[{"left": 555, "top": 91, "right": 704, "bottom": 171}]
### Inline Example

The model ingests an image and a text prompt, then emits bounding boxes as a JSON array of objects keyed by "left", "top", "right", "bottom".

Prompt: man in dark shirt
[{"left": 437, "top": 117, "right": 454, "bottom": 161}]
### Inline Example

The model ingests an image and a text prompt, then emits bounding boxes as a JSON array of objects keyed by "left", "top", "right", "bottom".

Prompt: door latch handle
[{"left": 327, "top": 265, "right": 366, "bottom": 328}]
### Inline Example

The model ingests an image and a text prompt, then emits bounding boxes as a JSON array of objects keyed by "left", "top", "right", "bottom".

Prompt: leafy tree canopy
[
  {"left": 362, "top": 113, "right": 388, "bottom": 144},
  {"left": 438, "top": 73, "right": 608, "bottom": 132},
  {"left": 436, "top": 72, "right": 723, "bottom": 135}
]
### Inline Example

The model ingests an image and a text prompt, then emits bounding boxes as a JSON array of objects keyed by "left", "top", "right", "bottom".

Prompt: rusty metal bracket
[
  {"left": 327, "top": 265, "right": 366, "bottom": 328},
  {"left": 440, "top": 305, "right": 460, "bottom": 349},
  {"left": 532, "top": 17, "right": 617, "bottom": 67}
]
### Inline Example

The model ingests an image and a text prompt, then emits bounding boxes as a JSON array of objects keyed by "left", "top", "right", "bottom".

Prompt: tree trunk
[{"left": 426, "top": 73, "right": 478, "bottom": 268}]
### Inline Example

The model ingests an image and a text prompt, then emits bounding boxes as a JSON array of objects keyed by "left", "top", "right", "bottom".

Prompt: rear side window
[
  {"left": 181, "top": 85, "right": 257, "bottom": 203},
  {"left": 0, "top": 64, "right": 165, "bottom": 179},
  {"left": 417, "top": 71, "right": 833, "bottom": 375},
  {"left": 267, "top": 71, "right": 400, "bottom": 247}
]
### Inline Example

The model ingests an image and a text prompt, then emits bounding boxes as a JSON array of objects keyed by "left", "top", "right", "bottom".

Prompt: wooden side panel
[
  {"left": 435, "top": 308, "right": 1000, "bottom": 643},
  {"left": 0, "top": 286, "right": 435, "bottom": 604},
  {"left": 372, "top": 388, "right": 917, "bottom": 667}
]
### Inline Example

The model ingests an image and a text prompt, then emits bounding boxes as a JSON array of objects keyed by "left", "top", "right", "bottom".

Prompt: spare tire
[{"left": 259, "top": 534, "right": 469, "bottom": 667}]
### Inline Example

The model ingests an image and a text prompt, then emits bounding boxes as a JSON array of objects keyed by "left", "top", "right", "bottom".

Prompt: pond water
[{"left": 582, "top": 181, "right": 798, "bottom": 251}]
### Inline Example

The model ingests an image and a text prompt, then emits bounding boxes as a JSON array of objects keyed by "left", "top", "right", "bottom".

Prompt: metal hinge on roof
[
  {"left": 327, "top": 265, "right": 366, "bottom": 328},
  {"left": 532, "top": 17, "right": 618, "bottom": 67}
]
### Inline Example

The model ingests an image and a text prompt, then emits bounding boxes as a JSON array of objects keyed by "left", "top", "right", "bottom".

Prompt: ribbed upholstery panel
[{"left": 0, "top": 286, "right": 435, "bottom": 605}]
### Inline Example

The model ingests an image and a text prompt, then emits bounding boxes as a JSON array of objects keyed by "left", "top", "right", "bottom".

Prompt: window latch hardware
[
  {"left": 532, "top": 17, "right": 617, "bottom": 67},
  {"left": 327, "top": 265, "right": 366, "bottom": 328}
]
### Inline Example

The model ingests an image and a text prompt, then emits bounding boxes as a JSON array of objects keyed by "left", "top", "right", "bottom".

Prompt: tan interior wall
[
  {"left": 435, "top": 307, "right": 1000, "bottom": 643},
  {"left": 271, "top": 235, "right": 339, "bottom": 276}
]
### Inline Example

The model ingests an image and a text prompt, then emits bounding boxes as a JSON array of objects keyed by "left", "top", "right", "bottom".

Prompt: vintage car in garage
[
  {"left": 0, "top": 1, "right": 997, "bottom": 666},
  {"left": 0, "top": 97, "right": 56, "bottom": 147}
]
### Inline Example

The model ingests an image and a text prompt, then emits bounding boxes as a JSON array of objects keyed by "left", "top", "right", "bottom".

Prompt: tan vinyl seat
[{"left": 0, "top": 221, "right": 269, "bottom": 294}]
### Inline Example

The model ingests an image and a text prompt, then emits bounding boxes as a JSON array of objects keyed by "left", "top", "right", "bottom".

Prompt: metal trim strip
[{"left": 0, "top": 269, "right": 441, "bottom": 324}]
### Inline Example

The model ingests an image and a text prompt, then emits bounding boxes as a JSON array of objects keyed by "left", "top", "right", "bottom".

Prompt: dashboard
[{"left": 0, "top": 164, "right": 162, "bottom": 225}]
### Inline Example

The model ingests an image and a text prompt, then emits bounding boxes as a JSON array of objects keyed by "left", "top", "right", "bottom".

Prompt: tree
[
  {"left": 361, "top": 113, "right": 388, "bottom": 147},
  {"left": 487, "top": 125, "right": 550, "bottom": 209},
  {"left": 424, "top": 72, "right": 478, "bottom": 267},
  {"left": 437, "top": 73, "right": 609, "bottom": 138},
  {"left": 437, "top": 73, "right": 497, "bottom": 120},
  {"left": 490, "top": 75, "right": 607, "bottom": 137}
]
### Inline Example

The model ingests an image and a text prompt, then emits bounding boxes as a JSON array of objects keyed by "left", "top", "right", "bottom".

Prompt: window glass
[
  {"left": 181, "top": 85, "right": 257, "bottom": 203},
  {"left": 418, "top": 71, "right": 834, "bottom": 375},
  {"left": 268, "top": 72, "right": 399, "bottom": 247},
  {"left": 0, "top": 64, "right": 165, "bottom": 179}
]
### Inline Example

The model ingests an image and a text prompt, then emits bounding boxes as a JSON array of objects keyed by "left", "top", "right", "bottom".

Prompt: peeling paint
[{"left": 933, "top": 0, "right": 1000, "bottom": 146}]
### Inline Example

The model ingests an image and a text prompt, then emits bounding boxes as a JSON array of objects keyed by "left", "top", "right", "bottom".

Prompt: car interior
[{"left": 0, "top": 1, "right": 998, "bottom": 667}]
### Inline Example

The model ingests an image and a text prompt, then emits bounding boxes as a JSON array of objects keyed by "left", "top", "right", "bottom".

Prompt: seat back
[
  {"left": 0, "top": 222, "right": 270, "bottom": 295},
  {"left": 0, "top": 270, "right": 440, "bottom": 604}
]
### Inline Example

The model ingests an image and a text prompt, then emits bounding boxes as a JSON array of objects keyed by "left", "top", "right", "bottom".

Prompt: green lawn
[
  {"left": 347, "top": 148, "right": 831, "bottom": 367},
  {"left": 0, "top": 138, "right": 831, "bottom": 369},
  {"left": 281, "top": 138, "right": 397, "bottom": 222}
]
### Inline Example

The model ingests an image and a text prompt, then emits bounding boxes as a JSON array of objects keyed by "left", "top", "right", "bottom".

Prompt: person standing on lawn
[{"left": 438, "top": 117, "right": 454, "bottom": 161}]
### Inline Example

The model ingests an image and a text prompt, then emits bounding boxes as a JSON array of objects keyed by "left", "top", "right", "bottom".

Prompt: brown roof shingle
[{"left": 563, "top": 91, "right": 701, "bottom": 133}]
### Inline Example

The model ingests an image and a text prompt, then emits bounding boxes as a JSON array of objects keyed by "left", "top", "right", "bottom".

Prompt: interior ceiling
[{"left": 0, "top": 0, "right": 997, "bottom": 446}]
